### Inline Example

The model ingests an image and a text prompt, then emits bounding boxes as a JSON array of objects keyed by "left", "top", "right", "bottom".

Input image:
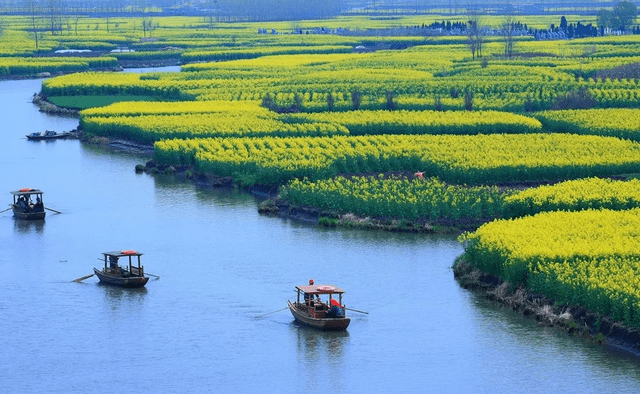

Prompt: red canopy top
[
  {"left": 296, "top": 284, "right": 345, "bottom": 295},
  {"left": 103, "top": 250, "right": 143, "bottom": 258},
  {"left": 11, "top": 189, "right": 43, "bottom": 196}
]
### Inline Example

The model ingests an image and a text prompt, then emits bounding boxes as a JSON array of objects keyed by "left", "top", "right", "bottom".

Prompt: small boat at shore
[
  {"left": 288, "top": 283, "right": 351, "bottom": 330},
  {"left": 26, "top": 130, "right": 70, "bottom": 140},
  {"left": 94, "top": 250, "right": 149, "bottom": 288},
  {"left": 10, "top": 188, "right": 45, "bottom": 220}
]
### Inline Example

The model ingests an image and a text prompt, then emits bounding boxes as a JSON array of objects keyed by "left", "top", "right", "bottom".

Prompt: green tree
[
  {"left": 560, "top": 16, "right": 568, "bottom": 31},
  {"left": 466, "top": 13, "right": 484, "bottom": 60},
  {"left": 326, "top": 93, "right": 335, "bottom": 111},
  {"left": 142, "top": 17, "right": 154, "bottom": 37},
  {"left": 502, "top": 14, "right": 515, "bottom": 58},
  {"left": 25, "top": 0, "right": 43, "bottom": 49},
  {"left": 45, "top": 0, "right": 63, "bottom": 36},
  {"left": 597, "top": 9, "right": 614, "bottom": 29},
  {"left": 351, "top": 88, "right": 362, "bottom": 111},
  {"left": 613, "top": 0, "right": 638, "bottom": 31}
]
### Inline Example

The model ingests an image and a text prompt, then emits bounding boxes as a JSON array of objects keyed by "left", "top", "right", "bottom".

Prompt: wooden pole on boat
[
  {"left": 72, "top": 273, "right": 95, "bottom": 282},
  {"left": 345, "top": 307, "right": 369, "bottom": 314},
  {"left": 254, "top": 306, "right": 289, "bottom": 319},
  {"left": 0, "top": 207, "right": 11, "bottom": 213},
  {"left": 45, "top": 207, "right": 62, "bottom": 214},
  {"left": 145, "top": 273, "right": 160, "bottom": 279}
]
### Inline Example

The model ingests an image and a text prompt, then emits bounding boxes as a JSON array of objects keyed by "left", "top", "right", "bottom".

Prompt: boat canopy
[
  {"left": 11, "top": 188, "right": 43, "bottom": 196},
  {"left": 296, "top": 285, "right": 345, "bottom": 295},
  {"left": 101, "top": 250, "right": 145, "bottom": 276},
  {"left": 103, "top": 250, "right": 144, "bottom": 258}
]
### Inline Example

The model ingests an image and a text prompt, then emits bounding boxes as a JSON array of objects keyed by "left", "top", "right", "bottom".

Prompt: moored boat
[
  {"left": 94, "top": 250, "right": 149, "bottom": 288},
  {"left": 10, "top": 188, "right": 45, "bottom": 220},
  {"left": 26, "top": 130, "right": 70, "bottom": 140},
  {"left": 288, "top": 283, "right": 351, "bottom": 330}
]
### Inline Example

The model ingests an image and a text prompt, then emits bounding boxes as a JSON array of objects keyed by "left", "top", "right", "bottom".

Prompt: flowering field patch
[
  {"left": 461, "top": 208, "right": 640, "bottom": 328},
  {"left": 290, "top": 110, "right": 542, "bottom": 135},
  {"left": 0, "top": 57, "right": 117, "bottom": 76},
  {"left": 534, "top": 109, "right": 640, "bottom": 141},
  {"left": 81, "top": 104, "right": 541, "bottom": 141},
  {"left": 81, "top": 100, "right": 267, "bottom": 117},
  {"left": 504, "top": 177, "right": 640, "bottom": 218},
  {"left": 82, "top": 112, "right": 348, "bottom": 143},
  {"left": 283, "top": 175, "right": 505, "bottom": 221},
  {"left": 41, "top": 71, "right": 189, "bottom": 100},
  {"left": 154, "top": 134, "right": 640, "bottom": 186}
]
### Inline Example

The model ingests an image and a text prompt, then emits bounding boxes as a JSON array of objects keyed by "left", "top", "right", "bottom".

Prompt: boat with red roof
[
  {"left": 10, "top": 188, "right": 45, "bottom": 220},
  {"left": 288, "top": 281, "right": 351, "bottom": 330},
  {"left": 94, "top": 250, "right": 149, "bottom": 288}
]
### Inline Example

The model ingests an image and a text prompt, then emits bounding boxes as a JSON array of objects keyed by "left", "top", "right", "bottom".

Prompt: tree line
[{"left": 0, "top": 0, "right": 346, "bottom": 20}]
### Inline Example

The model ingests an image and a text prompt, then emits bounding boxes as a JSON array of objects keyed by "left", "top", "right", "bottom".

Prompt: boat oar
[
  {"left": 345, "top": 307, "right": 369, "bottom": 314},
  {"left": 45, "top": 207, "right": 62, "bottom": 214},
  {"left": 72, "top": 273, "right": 94, "bottom": 282},
  {"left": 145, "top": 273, "right": 160, "bottom": 279},
  {"left": 0, "top": 207, "right": 11, "bottom": 213},
  {"left": 254, "top": 306, "right": 289, "bottom": 319}
]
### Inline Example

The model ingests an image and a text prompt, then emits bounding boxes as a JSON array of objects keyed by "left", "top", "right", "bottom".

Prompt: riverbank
[
  {"left": 132, "top": 160, "right": 569, "bottom": 234},
  {"left": 453, "top": 256, "right": 640, "bottom": 358},
  {"left": 257, "top": 195, "right": 469, "bottom": 233},
  {"left": 32, "top": 93, "right": 80, "bottom": 116},
  {"left": 0, "top": 56, "right": 180, "bottom": 82},
  {"left": 131, "top": 159, "right": 469, "bottom": 232},
  {"left": 132, "top": 158, "right": 498, "bottom": 233},
  {"left": 0, "top": 65, "right": 124, "bottom": 82}
]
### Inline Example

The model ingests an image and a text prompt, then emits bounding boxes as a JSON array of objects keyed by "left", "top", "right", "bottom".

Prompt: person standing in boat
[{"left": 304, "top": 279, "right": 320, "bottom": 306}]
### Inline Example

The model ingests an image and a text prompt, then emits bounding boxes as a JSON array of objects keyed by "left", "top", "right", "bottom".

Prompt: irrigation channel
[{"left": 2, "top": 69, "right": 640, "bottom": 393}]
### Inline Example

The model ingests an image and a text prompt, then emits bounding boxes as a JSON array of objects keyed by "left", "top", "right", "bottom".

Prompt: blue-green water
[{"left": 1, "top": 76, "right": 640, "bottom": 394}]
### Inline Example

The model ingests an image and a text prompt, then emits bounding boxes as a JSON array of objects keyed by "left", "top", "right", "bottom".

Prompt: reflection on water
[
  {"left": 80, "top": 141, "right": 150, "bottom": 161},
  {"left": 292, "top": 323, "right": 350, "bottom": 361},
  {"left": 153, "top": 173, "right": 257, "bottom": 208},
  {"left": 123, "top": 66, "right": 182, "bottom": 74},
  {"left": 469, "top": 295, "right": 640, "bottom": 380},
  {"left": 292, "top": 324, "right": 350, "bottom": 390},
  {"left": 99, "top": 283, "right": 148, "bottom": 311},
  {"left": 13, "top": 218, "right": 45, "bottom": 234},
  {"left": 194, "top": 185, "right": 256, "bottom": 207}
]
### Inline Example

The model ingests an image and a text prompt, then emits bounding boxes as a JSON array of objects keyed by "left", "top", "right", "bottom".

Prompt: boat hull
[
  {"left": 12, "top": 206, "right": 45, "bottom": 220},
  {"left": 94, "top": 268, "right": 149, "bottom": 288},
  {"left": 26, "top": 132, "right": 70, "bottom": 141},
  {"left": 287, "top": 300, "right": 351, "bottom": 330}
]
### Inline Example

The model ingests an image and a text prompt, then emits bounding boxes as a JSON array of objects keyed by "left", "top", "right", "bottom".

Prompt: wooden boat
[
  {"left": 26, "top": 130, "right": 70, "bottom": 140},
  {"left": 10, "top": 188, "right": 45, "bottom": 220},
  {"left": 288, "top": 284, "right": 351, "bottom": 330},
  {"left": 94, "top": 250, "right": 149, "bottom": 288}
]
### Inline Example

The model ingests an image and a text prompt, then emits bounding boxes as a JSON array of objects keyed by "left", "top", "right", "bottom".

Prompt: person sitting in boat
[
  {"left": 109, "top": 256, "right": 119, "bottom": 273},
  {"left": 325, "top": 299, "right": 345, "bottom": 318},
  {"left": 17, "top": 196, "right": 28, "bottom": 212}
]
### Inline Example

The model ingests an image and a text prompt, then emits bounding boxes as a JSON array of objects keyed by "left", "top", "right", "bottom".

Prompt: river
[{"left": 1, "top": 73, "right": 640, "bottom": 394}]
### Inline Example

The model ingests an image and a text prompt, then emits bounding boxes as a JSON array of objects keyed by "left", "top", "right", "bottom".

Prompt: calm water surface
[{"left": 1, "top": 75, "right": 640, "bottom": 393}]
